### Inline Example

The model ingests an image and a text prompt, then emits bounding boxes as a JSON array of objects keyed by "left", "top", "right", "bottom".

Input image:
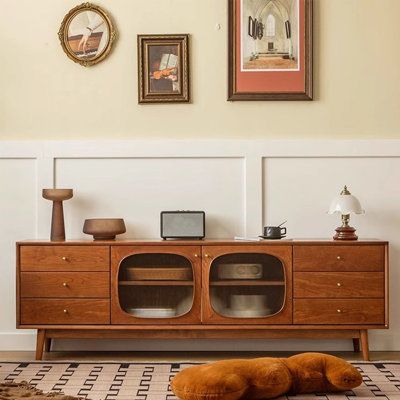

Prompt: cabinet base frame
[{"left": 35, "top": 328, "right": 370, "bottom": 361}]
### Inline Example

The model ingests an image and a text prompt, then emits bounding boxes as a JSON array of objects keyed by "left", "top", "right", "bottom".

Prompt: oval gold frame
[{"left": 58, "top": 2, "right": 117, "bottom": 67}]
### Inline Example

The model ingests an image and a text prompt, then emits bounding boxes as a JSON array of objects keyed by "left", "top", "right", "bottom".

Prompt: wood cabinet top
[{"left": 17, "top": 238, "right": 388, "bottom": 246}]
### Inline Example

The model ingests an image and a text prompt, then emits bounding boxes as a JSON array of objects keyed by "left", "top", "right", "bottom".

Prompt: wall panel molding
[
  {"left": 1, "top": 139, "right": 400, "bottom": 351},
  {"left": 3, "top": 139, "right": 400, "bottom": 158}
]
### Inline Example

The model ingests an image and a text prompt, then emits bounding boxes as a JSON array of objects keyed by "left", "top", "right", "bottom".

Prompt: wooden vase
[{"left": 42, "top": 189, "right": 73, "bottom": 241}]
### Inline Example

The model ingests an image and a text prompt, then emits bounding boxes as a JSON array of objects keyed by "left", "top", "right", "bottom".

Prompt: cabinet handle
[
  {"left": 62, "top": 256, "right": 68, "bottom": 261},
  {"left": 63, "top": 309, "right": 68, "bottom": 314},
  {"left": 205, "top": 254, "right": 211, "bottom": 258},
  {"left": 337, "top": 309, "right": 342, "bottom": 313},
  {"left": 337, "top": 283, "right": 342, "bottom": 287},
  {"left": 194, "top": 254, "right": 199, "bottom": 258},
  {"left": 337, "top": 256, "right": 341, "bottom": 260},
  {"left": 63, "top": 282, "right": 68, "bottom": 287}
]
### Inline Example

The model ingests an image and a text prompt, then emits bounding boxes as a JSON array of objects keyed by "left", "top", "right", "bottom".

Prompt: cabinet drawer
[
  {"left": 294, "top": 272, "right": 384, "bottom": 298},
  {"left": 293, "top": 245, "right": 384, "bottom": 272},
  {"left": 294, "top": 299, "right": 384, "bottom": 325},
  {"left": 20, "top": 272, "right": 109, "bottom": 298},
  {"left": 21, "top": 299, "right": 110, "bottom": 325},
  {"left": 20, "top": 246, "right": 110, "bottom": 272}
]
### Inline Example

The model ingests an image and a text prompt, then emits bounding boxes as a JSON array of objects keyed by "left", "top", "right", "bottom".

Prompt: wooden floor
[{"left": 0, "top": 351, "right": 399, "bottom": 362}]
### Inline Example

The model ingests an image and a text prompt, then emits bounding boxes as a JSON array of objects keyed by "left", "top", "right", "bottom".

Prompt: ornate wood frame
[
  {"left": 138, "top": 34, "right": 190, "bottom": 104},
  {"left": 228, "top": 0, "right": 313, "bottom": 101},
  {"left": 58, "top": 3, "right": 117, "bottom": 67}
]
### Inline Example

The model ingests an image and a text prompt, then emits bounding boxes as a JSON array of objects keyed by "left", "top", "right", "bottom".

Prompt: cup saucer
[{"left": 259, "top": 235, "right": 286, "bottom": 240}]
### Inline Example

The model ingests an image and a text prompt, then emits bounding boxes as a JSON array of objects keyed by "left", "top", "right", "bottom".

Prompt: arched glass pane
[
  {"left": 266, "top": 14, "right": 276, "bottom": 37},
  {"left": 209, "top": 253, "right": 285, "bottom": 318},
  {"left": 118, "top": 253, "right": 194, "bottom": 318}
]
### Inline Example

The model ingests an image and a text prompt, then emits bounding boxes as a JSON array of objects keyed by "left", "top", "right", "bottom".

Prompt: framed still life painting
[
  {"left": 138, "top": 34, "right": 190, "bottom": 104},
  {"left": 228, "top": 0, "right": 313, "bottom": 101}
]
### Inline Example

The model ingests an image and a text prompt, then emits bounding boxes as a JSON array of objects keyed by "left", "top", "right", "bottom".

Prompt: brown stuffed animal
[{"left": 171, "top": 353, "right": 362, "bottom": 400}]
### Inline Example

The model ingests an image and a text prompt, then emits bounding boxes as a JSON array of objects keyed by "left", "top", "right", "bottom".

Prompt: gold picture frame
[
  {"left": 138, "top": 34, "right": 190, "bottom": 104},
  {"left": 58, "top": 2, "right": 117, "bottom": 67}
]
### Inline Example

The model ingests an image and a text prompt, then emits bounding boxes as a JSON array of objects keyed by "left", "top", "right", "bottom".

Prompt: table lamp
[{"left": 328, "top": 186, "right": 364, "bottom": 240}]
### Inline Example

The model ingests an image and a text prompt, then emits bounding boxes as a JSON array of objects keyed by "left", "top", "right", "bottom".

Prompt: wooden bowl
[{"left": 83, "top": 218, "right": 126, "bottom": 240}]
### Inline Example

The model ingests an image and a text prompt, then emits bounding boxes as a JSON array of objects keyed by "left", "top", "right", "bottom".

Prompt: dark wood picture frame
[
  {"left": 138, "top": 34, "right": 190, "bottom": 104},
  {"left": 228, "top": 0, "right": 313, "bottom": 101}
]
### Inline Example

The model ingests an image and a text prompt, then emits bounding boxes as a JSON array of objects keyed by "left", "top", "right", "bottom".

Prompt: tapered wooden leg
[
  {"left": 353, "top": 338, "right": 360, "bottom": 352},
  {"left": 360, "top": 330, "right": 369, "bottom": 361},
  {"left": 44, "top": 338, "right": 52, "bottom": 352},
  {"left": 36, "top": 329, "right": 46, "bottom": 360}
]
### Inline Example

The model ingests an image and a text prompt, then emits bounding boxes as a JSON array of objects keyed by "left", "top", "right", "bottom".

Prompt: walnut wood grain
[
  {"left": 45, "top": 329, "right": 361, "bottom": 340},
  {"left": 201, "top": 245, "right": 293, "bottom": 325},
  {"left": 35, "top": 329, "right": 46, "bottom": 360},
  {"left": 21, "top": 299, "right": 110, "bottom": 325},
  {"left": 18, "top": 323, "right": 387, "bottom": 330},
  {"left": 293, "top": 245, "right": 385, "bottom": 271},
  {"left": 294, "top": 299, "right": 385, "bottom": 325},
  {"left": 20, "top": 246, "right": 110, "bottom": 271},
  {"left": 294, "top": 272, "right": 384, "bottom": 298},
  {"left": 16, "top": 240, "right": 389, "bottom": 360},
  {"left": 111, "top": 245, "right": 202, "bottom": 325},
  {"left": 360, "top": 330, "right": 370, "bottom": 361},
  {"left": 20, "top": 272, "right": 109, "bottom": 298}
]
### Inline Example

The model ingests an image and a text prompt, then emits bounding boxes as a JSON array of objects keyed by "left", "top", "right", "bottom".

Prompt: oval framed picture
[{"left": 58, "top": 3, "right": 116, "bottom": 67}]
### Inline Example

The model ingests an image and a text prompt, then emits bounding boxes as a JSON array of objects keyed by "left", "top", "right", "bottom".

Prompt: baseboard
[{"left": 0, "top": 331, "right": 36, "bottom": 351}]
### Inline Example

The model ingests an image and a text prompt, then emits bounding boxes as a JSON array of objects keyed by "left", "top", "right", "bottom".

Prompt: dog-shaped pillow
[{"left": 171, "top": 353, "right": 362, "bottom": 400}]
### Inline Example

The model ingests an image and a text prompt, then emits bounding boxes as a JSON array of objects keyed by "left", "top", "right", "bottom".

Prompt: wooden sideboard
[{"left": 16, "top": 239, "right": 389, "bottom": 360}]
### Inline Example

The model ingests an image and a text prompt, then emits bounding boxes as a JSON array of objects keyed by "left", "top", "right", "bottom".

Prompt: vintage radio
[{"left": 160, "top": 211, "right": 205, "bottom": 240}]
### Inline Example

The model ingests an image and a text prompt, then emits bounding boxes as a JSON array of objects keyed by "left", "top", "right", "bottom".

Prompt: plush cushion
[{"left": 171, "top": 353, "right": 362, "bottom": 400}]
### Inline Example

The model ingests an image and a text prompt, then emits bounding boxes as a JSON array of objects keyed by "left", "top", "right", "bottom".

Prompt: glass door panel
[
  {"left": 209, "top": 253, "right": 286, "bottom": 319},
  {"left": 118, "top": 253, "right": 194, "bottom": 318}
]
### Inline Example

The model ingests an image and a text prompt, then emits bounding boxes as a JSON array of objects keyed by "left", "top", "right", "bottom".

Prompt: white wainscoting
[{"left": 1, "top": 140, "right": 400, "bottom": 352}]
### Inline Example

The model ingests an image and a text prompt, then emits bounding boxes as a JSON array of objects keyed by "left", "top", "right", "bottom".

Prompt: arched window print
[{"left": 266, "top": 14, "right": 276, "bottom": 37}]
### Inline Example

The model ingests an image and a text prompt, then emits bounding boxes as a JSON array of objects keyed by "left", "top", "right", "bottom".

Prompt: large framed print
[{"left": 228, "top": 0, "right": 313, "bottom": 101}]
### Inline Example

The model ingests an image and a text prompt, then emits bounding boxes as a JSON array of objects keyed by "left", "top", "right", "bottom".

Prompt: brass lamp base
[{"left": 333, "top": 226, "right": 358, "bottom": 241}]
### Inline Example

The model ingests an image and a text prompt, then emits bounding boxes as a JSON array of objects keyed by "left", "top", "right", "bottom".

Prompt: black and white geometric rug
[{"left": 1, "top": 361, "right": 400, "bottom": 399}]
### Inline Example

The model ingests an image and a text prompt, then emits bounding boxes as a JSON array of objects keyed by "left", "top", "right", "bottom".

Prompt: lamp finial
[{"left": 341, "top": 185, "right": 351, "bottom": 195}]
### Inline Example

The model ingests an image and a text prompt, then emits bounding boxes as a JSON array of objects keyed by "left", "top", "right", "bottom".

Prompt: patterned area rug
[{"left": 1, "top": 361, "right": 400, "bottom": 399}]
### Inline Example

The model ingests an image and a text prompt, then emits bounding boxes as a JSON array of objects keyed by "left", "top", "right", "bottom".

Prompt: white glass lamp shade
[{"left": 328, "top": 188, "right": 365, "bottom": 215}]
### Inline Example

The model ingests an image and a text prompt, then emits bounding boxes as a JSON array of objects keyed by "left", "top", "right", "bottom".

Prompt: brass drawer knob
[
  {"left": 194, "top": 254, "right": 199, "bottom": 258},
  {"left": 63, "top": 309, "right": 68, "bottom": 314},
  {"left": 337, "top": 256, "right": 341, "bottom": 260},
  {"left": 337, "top": 283, "right": 342, "bottom": 287},
  {"left": 337, "top": 309, "right": 342, "bottom": 313},
  {"left": 62, "top": 256, "right": 68, "bottom": 261},
  {"left": 205, "top": 254, "right": 211, "bottom": 258},
  {"left": 63, "top": 282, "right": 68, "bottom": 287}
]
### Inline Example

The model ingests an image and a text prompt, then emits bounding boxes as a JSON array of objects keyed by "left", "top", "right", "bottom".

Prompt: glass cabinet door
[
  {"left": 111, "top": 246, "right": 201, "bottom": 324},
  {"left": 202, "top": 246, "right": 292, "bottom": 324}
]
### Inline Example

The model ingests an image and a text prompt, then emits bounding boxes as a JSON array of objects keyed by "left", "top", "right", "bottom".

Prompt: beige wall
[{"left": 0, "top": 0, "right": 399, "bottom": 140}]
